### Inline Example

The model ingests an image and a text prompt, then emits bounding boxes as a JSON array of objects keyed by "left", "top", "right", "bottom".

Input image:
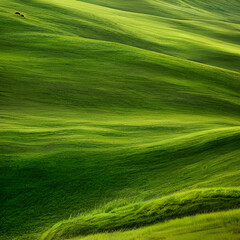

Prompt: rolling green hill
[
  {"left": 0, "top": 0, "right": 240, "bottom": 239},
  {"left": 65, "top": 208, "right": 240, "bottom": 240}
]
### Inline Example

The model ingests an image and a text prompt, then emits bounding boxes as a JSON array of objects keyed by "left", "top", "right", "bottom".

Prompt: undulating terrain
[{"left": 0, "top": 0, "right": 240, "bottom": 239}]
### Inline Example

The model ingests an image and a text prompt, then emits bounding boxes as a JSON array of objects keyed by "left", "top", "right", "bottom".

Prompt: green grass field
[
  {"left": 0, "top": 0, "right": 240, "bottom": 239},
  {"left": 70, "top": 208, "right": 240, "bottom": 240}
]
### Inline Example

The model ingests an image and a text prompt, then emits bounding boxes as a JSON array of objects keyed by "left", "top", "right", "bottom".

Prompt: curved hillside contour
[
  {"left": 0, "top": 0, "right": 240, "bottom": 239},
  {"left": 42, "top": 188, "right": 240, "bottom": 240},
  {"left": 67, "top": 208, "right": 240, "bottom": 240}
]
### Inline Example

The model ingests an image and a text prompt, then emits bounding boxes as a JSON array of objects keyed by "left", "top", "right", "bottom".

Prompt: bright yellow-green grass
[
  {"left": 71, "top": 208, "right": 240, "bottom": 240},
  {"left": 0, "top": 0, "right": 240, "bottom": 239},
  {"left": 42, "top": 188, "right": 240, "bottom": 240}
]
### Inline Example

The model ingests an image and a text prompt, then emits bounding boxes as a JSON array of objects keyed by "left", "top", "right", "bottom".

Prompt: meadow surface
[{"left": 0, "top": 0, "right": 240, "bottom": 239}]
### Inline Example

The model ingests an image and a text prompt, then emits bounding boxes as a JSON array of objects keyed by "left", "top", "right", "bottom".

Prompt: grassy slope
[
  {"left": 0, "top": 0, "right": 240, "bottom": 239},
  {"left": 71, "top": 208, "right": 240, "bottom": 240},
  {"left": 42, "top": 188, "right": 240, "bottom": 240}
]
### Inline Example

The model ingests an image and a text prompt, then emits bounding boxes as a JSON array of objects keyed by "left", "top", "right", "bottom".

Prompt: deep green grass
[{"left": 0, "top": 0, "right": 240, "bottom": 239}]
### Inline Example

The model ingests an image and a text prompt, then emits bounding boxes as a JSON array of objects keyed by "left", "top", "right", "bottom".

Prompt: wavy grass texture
[
  {"left": 71, "top": 208, "right": 240, "bottom": 240},
  {"left": 41, "top": 188, "right": 240, "bottom": 240},
  {"left": 0, "top": 0, "right": 240, "bottom": 239}
]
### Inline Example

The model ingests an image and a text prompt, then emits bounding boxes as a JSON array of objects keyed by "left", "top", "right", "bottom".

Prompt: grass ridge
[{"left": 41, "top": 188, "right": 240, "bottom": 240}]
